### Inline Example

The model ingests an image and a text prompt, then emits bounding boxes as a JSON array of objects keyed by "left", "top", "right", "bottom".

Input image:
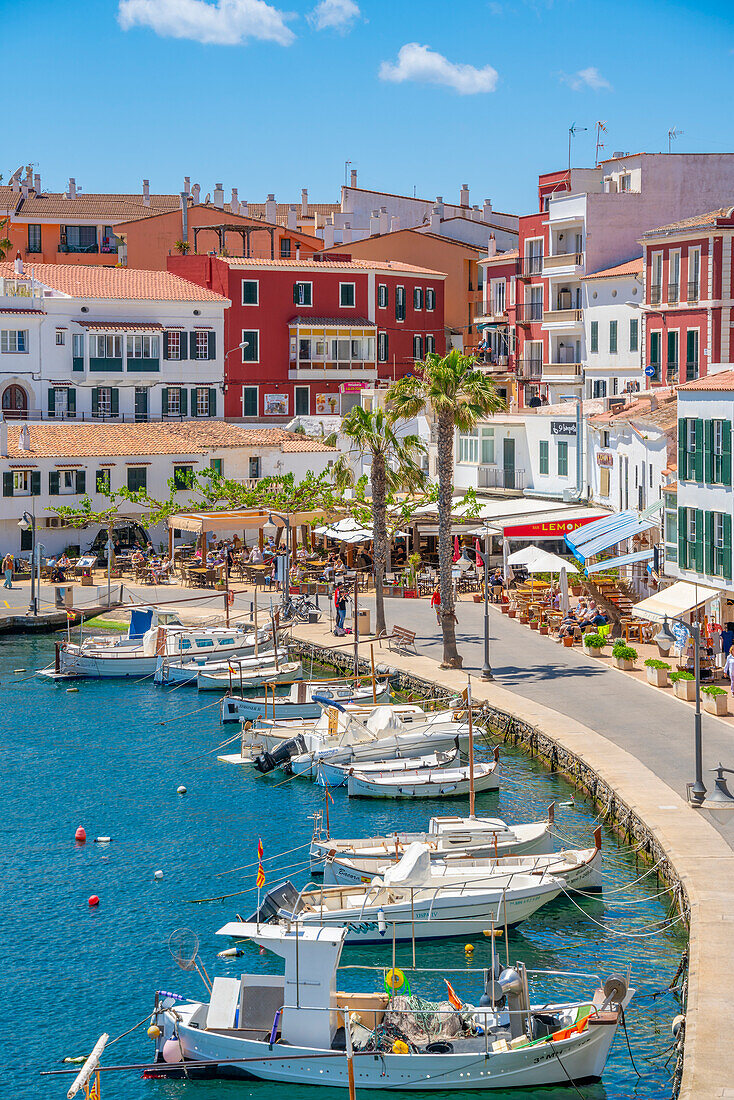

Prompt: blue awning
[
  {"left": 585, "top": 548, "right": 654, "bottom": 575},
  {"left": 565, "top": 510, "right": 659, "bottom": 563}
]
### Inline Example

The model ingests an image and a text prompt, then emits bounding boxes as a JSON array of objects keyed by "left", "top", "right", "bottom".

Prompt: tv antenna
[
  {"left": 668, "top": 127, "right": 684, "bottom": 154},
  {"left": 568, "top": 123, "right": 588, "bottom": 173},
  {"left": 594, "top": 121, "right": 607, "bottom": 166}
]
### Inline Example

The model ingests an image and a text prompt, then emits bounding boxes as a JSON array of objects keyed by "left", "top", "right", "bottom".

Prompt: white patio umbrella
[
  {"left": 502, "top": 537, "right": 512, "bottom": 587},
  {"left": 507, "top": 543, "right": 544, "bottom": 566},
  {"left": 559, "top": 566, "right": 570, "bottom": 613}
]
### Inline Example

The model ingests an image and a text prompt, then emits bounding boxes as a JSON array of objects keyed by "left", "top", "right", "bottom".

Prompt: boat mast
[{"left": 467, "top": 674, "right": 475, "bottom": 818}]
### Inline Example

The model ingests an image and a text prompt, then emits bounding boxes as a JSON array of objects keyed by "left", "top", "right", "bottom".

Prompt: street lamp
[
  {"left": 17, "top": 511, "right": 37, "bottom": 616},
  {"left": 654, "top": 614, "right": 705, "bottom": 804},
  {"left": 480, "top": 520, "right": 493, "bottom": 681},
  {"left": 264, "top": 510, "right": 290, "bottom": 609}
]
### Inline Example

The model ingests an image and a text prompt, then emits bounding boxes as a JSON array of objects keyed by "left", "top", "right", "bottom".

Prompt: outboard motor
[
  {"left": 498, "top": 964, "right": 530, "bottom": 1040},
  {"left": 254, "top": 735, "right": 307, "bottom": 774},
  {"left": 246, "top": 879, "right": 302, "bottom": 924}
]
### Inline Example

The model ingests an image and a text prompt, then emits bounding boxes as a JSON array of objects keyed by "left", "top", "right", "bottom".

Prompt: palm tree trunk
[
  {"left": 436, "top": 411, "right": 462, "bottom": 668},
  {"left": 371, "top": 452, "right": 388, "bottom": 636}
]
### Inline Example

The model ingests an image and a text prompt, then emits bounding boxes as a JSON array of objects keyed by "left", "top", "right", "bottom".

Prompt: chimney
[
  {"left": 230, "top": 187, "right": 238, "bottom": 211},
  {"left": 487, "top": 234, "right": 497, "bottom": 258},
  {"left": 33, "top": 173, "right": 40, "bottom": 193},
  {"left": 142, "top": 179, "right": 150, "bottom": 207},
  {"left": 239, "top": 199, "right": 248, "bottom": 217},
  {"left": 25, "top": 165, "right": 32, "bottom": 184},
  {"left": 191, "top": 183, "right": 201, "bottom": 204},
  {"left": 0, "top": 421, "right": 7, "bottom": 459},
  {"left": 295, "top": 243, "right": 301, "bottom": 259},
  {"left": 301, "top": 188, "right": 308, "bottom": 216},
  {"left": 434, "top": 195, "right": 444, "bottom": 218},
  {"left": 429, "top": 203, "right": 441, "bottom": 231},
  {"left": 471, "top": 204, "right": 482, "bottom": 221},
  {"left": 213, "top": 183, "right": 224, "bottom": 208},
  {"left": 180, "top": 193, "right": 188, "bottom": 240},
  {"left": 14, "top": 251, "right": 23, "bottom": 275},
  {"left": 342, "top": 222, "right": 352, "bottom": 243},
  {"left": 390, "top": 216, "right": 400, "bottom": 232},
  {"left": 379, "top": 207, "right": 389, "bottom": 234},
  {"left": 369, "top": 209, "right": 381, "bottom": 236},
  {"left": 460, "top": 183, "right": 470, "bottom": 207},
  {"left": 265, "top": 194, "right": 277, "bottom": 223},
  {"left": 184, "top": 176, "right": 191, "bottom": 194},
  {"left": 287, "top": 204, "right": 297, "bottom": 230},
  {"left": 323, "top": 223, "right": 335, "bottom": 248},
  {"left": 350, "top": 169, "right": 358, "bottom": 189},
  {"left": 483, "top": 198, "right": 493, "bottom": 221},
  {"left": 68, "top": 177, "right": 76, "bottom": 199},
  {"left": 19, "top": 423, "right": 30, "bottom": 452},
  {"left": 21, "top": 181, "right": 29, "bottom": 199}
]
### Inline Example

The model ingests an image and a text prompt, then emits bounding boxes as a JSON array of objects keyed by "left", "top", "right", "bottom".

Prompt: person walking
[
  {"left": 2, "top": 552, "right": 13, "bottom": 589},
  {"left": 334, "top": 585, "right": 347, "bottom": 633},
  {"left": 724, "top": 645, "right": 734, "bottom": 695},
  {"left": 430, "top": 584, "right": 441, "bottom": 625}
]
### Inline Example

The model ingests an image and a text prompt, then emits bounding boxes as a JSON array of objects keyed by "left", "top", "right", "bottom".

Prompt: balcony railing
[
  {"left": 516, "top": 302, "right": 543, "bottom": 324},
  {"left": 475, "top": 353, "right": 510, "bottom": 371},
  {"left": 543, "top": 251, "right": 584, "bottom": 270},
  {"left": 685, "top": 360, "right": 699, "bottom": 381},
  {"left": 515, "top": 357, "right": 543, "bottom": 380},
  {"left": 667, "top": 282, "right": 679, "bottom": 305},
  {"left": 519, "top": 255, "right": 543, "bottom": 278},
  {"left": 650, "top": 285, "right": 662, "bottom": 306},
  {"left": 543, "top": 361, "right": 582, "bottom": 377},
  {"left": 59, "top": 242, "right": 99, "bottom": 254},
  {"left": 478, "top": 465, "right": 525, "bottom": 490},
  {"left": 687, "top": 281, "right": 700, "bottom": 303},
  {"left": 2, "top": 410, "right": 192, "bottom": 423},
  {"left": 543, "top": 307, "right": 583, "bottom": 324}
]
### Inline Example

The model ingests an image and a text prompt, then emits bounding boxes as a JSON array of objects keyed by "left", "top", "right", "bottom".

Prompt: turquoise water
[{"left": 3, "top": 633, "right": 685, "bottom": 1098}]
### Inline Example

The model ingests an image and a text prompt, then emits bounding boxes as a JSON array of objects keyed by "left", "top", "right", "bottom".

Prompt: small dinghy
[
  {"left": 156, "top": 647, "right": 288, "bottom": 686},
  {"left": 317, "top": 746, "right": 459, "bottom": 788},
  {"left": 347, "top": 746, "right": 500, "bottom": 799},
  {"left": 197, "top": 660, "right": 302, "bottom": 691},
  {"left": 220, "top": 678, "right": 392, "bottom": 722}
]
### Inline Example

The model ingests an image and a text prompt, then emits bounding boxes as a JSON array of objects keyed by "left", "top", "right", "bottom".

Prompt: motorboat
[
  {"left": 346, "top": 751, "right": 499, "bottom": 799},
  {"left": 150, "top": 921, "right": 634, "bottom": 1090},
  {"left": 220, "top": 678, "right": 393, "bottom": 723},
  {"left": 323, "top": 831, "right": 603, "bottom": 891},
  {"left": 155, "top": 647, "right": 287, "bottom": 686},
  {"left": 309, "top": 809, "right": 555, "bottom": 874},
  {"left": 317, "top": 746, "right": 459, "bottom": 788},
  {"left": 197, "top": 661, "right": 303, "bottom": 692},
  {"left": 247, "top": 845, "right": 561, "bottom": 944}
]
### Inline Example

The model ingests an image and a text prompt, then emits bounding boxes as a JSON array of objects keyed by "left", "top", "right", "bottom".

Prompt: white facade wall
[
  {"left": 583, "top": 272, "right": 644, "bottom": 397},
  {"left": 586, "top": 418, "right": 669, "bottom": 514},
  {"left": 453, "top": 412, "right": 581, "bottom": 498}
]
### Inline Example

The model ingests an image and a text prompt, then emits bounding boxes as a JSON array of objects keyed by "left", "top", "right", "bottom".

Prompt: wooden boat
[
  {"left": 317, "top": 746, "right": 459, "bottom": 788},
  {"left": 157, "top": 648, "right": 288, "bottom": 686},
  {"left": 197, "top": 661, "right": 302, "bottom": 691},
  {"left": 220, "top": 678, "right": 392, "bottom": 722},
  {"left": 347, "top": 748, "right": 500, "bottom": 799}
]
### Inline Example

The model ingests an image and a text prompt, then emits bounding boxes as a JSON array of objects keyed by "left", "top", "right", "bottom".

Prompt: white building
[
  {"left": 0, "top": 259, "right": 229, "bottom": 423},
  {"left": 582, "top": 258, "right": 644, "bottom": 398},
  {"left": 0, "top": 421, "right": 336, "bottom": 556}
]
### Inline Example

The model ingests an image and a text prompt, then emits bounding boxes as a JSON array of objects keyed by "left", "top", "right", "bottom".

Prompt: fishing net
[
  {"left": 376, "top": 994, "right": 466, "bottom": 1050},
  {"left": 168, "top": 928, "right": 200, "bottom": 971}
]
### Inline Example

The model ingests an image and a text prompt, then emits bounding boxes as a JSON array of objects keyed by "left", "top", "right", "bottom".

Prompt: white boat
[
  {"left": 317, "top": 746, "right": 459, "bottom": 788},
  {"left": 156, "top": 647, "right": 287, "bottom": 686},
  {"left": 151, "top": 921, "right": 633, "bottom": 1090},
  {"left": 309, "top": 810, "right": 555, "bottom": 874},
  {"left": 220, "top": 679, "right": 392, "bottom": 722},
  {"left": 197, "top": 661, "right": 303, "bottom": 691},
  {"left": 347, "top": 752, "right": 500, "bottom": 799},
  {"left": 324, "top": 831, "right": 603, "bottom": 891}
]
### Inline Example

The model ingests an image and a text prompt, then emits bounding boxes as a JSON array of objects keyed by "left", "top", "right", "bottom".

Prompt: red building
[
  {"left": 168, "top": 254, "right": 445, "bottom": 419},
  {"left": 640, "top": 207, "right": 734, "bottom": 386}
]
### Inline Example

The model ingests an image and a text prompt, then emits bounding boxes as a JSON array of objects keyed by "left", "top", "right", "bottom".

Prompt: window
[
  {"left": 126, "top": 335, "right": 159, "bottom": 358},
  {"left": 55, "top": 330, "right": 65, "bottom": 346},
  {"left": 96, "top": 387, "right": 112, "bottom": 417},
  {"left": 241, "top": 280, "right": 259, "bottom": 305},
  {"left": 413, "top": 287, "right": 423, "bottom": 310},
  {"left": 378, "top": 332, "right": 388, "bottom": 363},
  {"left": 295, "top": 386, "right": 309, "bottom": 415},
  {"left": 649, "top": 330, "right": 661, "bottom": 381},
  {"left": 127, "top": 467, "right": 147, "bottom": 493},
  {"left": 90, "top": 334, "right": 121, "bottom": 358},
  {"left": 242, "top": 386, "right": 258, "bottom": 416},
  {"left": 651, "top": 252, "right": 663, "bottom": 304},
  {"left": 688, "top": 248, "right": 701, "bottom": 301},
  {"left": 293, "top": 282, "right": 312, "bottom": 307},
  {"left": 60, "top": 469, "right": 78, "bottom": 495},
  {"left": 395, "top": 286, "right": 405, "bottom": 322},
  {"left": 413, "top": 335, "right": 423, "bottom": 360},
  {"left": 609, "top": 320, "right": 618, "bottom": 353},
  {"left": 480, "top": 427, "right": 495, "bottom": 464},
  {"left": 210, "top": 458, "right": 223, "bottom": 476},
  {"left": 173, "top": 465, "right": 194, "bottom": 490},
  {"left": 27, "top": 224, "right": 41, "bottom": 252},
  {"left": 166, "top": 331, "right": 180, "bottom": 360},
  {"left": 426, "top": 288, "right": 436, "bottom": 311},
  {"left": 194, "top": 331, "right": 209, "bottom": 360},
  {"left": 195, "top": 387, "right": 212, "bottom": 417},
  {"left": 72, "top": 333, "right": 84, "bottom": 362},
  {"left": 629, "top": 317, "right": 638, "bottom": 352},
  {"left": 13, "top": 471, "right": 30, "bottom": 494},
  {"left": 280, "top": 238, "right": 291, "bottom": 258},
  {"left": 667, "top": 330, "right": 679, "bottom": 376},
  {"left": 241, "top": 331, "right": 259, "bottom": 362},
  {"left": 457, "top": 430, "right": 479, "bottom": 464},
  {"left": 378, "top": 284, "right": 388, "bottom": 309},
  {"left": 64, "top": 225, "right": 97, "bottom": 252},
  {"left": 339, "top": 282, "right": 355, "bottom": 307},
  {"left": 249, "top": 456, "right": 260, "bottom": 480},
  {"left": 668, "top": 251, "right": 680, "bottom": 303},
  {"left": 96, "top": 469, "right": 110, "bottom": 493},
  {"left": 619, "top": 173, "right": 632, "bottom": 192},
  {"left": 426, "top": 334, "right": 435, "bottom": 354},
  {"left": 539, "top": 440, "right": 549, "bottom": 475},
  {"left": 1, "top": 330, "right": 28, "bottom": 353},
  {"left": 166, "top": 388, "right": 181, "bottom": 416},
  {"left": 686, "top": 329, "right": 699, "bottom": 380},
  {"left": 557, "top": 441, "right": 568, "bottom": 477},
  {"left": 590, "top": 321, "right": 598, "bottom": 353}
]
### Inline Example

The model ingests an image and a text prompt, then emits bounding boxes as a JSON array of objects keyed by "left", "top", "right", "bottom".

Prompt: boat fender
[
  {"left": 392, "top": 1040, "right": 409, "bottom": 1055},
  {"left": 67, "top": 687, "right": 80, "bottom": 693},
  {"left": 217, "top": 947, "right": 244, "bottom": 959},
  {"left": 672, "top": 1014, "right": 685, "bottom": 1038},
  {"left": 94, "top": 836, "right": 112, "bottom": 844},
  {"left": 147, "top": 1025, "right": 161, "bottom": 1039},
  {"left": 161, "top": 1038, "right": 183, "bottom": 1064},
  {"left": 177, "top": 785, "right": 187, "bottom": 795},
  {"left": 88, "top": 895, "right": 100, "bottom": 907},
  {"left": 464, "top": 943, "right": 474, "bottom": 954},
  {"left": 377, "top": 907, "right": 386, "bottom": 936},
  {"left": 154, "top": 870, "right": 164, "bottom": 880}
]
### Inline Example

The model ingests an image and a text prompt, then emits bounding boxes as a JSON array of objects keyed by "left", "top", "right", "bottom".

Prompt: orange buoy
[
  {"left": 75, "top": 827, "right": 86, "bottom": 843},
  {"left": 88, "top": 895, "right": 100, "bottom": 907}
]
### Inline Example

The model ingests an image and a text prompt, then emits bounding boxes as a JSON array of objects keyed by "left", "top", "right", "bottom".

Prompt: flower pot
[
  {"left": 472, "top": 594, "right": 482, "bottom": 603},
  {"left": 614, "top": 657, "right": 634, "bottom": 671},
  {"left": 519, "top": 614, "right": 529, "bottom": 624},
  {"left": 571, "top": 585, "right": 582, "bottom": 596},
  {"left": 500, "top": 604, "right": 509, "bottom": 614},
  {"left": 646, "top": 667, "right": 669, "bottom": 688},
  {"left": 529, "top": 620, "right": 539, "bottom": 630},
  {"left": 508, "top": 609, "right": 517, "bottom": 619},
  {"left": 539, "top": 625, "right": 549, "bottom": 636},
  {"left": 703, "top": 693, "right": 729, "bottom": 716},
  {"left": 563, "top": 635, "right": 575, "bottom": 647},
  {"left": 583, "top": 643, "right": 604, "bottom": 657},
  {"left": 674, "top": 679, "right": 696, "bottom": 701},
  {"left": 403, "top": 589, "right": 417, "bottom": 599}
]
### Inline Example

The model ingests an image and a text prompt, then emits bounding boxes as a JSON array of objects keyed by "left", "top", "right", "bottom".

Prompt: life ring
[
  {"left": 227, "top": 589, "right": 235, "bottom": 606},
  {"left": 384, "top": 968, "right": 411, "bottom": 996}
]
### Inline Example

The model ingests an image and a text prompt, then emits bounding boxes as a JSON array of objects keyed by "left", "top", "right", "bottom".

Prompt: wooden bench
[{"left": 380, "top": 625, "right": 418, "bottom": 655}]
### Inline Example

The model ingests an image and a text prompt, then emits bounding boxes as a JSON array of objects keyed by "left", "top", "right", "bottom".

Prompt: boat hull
[
  {"left": 197, "top": 662, "right": 302, "bottom": 691},
  {"left": 220, "top": 684, "right": 392, "bottom": 722},
  {"left": 346, "top": 762, "right": 499, "bottom": 799}
]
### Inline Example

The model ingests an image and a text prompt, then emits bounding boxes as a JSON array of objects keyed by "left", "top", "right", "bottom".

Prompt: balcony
[
  {"left": 666, "top": 361, "right": 679, "bottom": 382},
  {"left": 59, "top": 242, "right": 99, "bottom": 254},
  {"left": 687, "top": 281, "right": 700, "bottom": 304},
  {"left": 518, "top": 255, "right": 543, "bottom": 278},
  {"left": 475, "top": 352, "right": 510, "bottom": 373},
  {"left": 543, "top": 361, "right": 582, "bottom": 379},
  {"left": 650, "top": 285, "right": 662, "bottom": 307},
  {"left": 667, "top": 282, "right": 679, "bottom": 305},
  {"left": 543, "top": 251, "right": 584, "bottom": 275},
  {"left": 289, "top": 361, "right": 377, "bottom": 380},
  {"left": 478, "top": 466, "right": 525, "bottom": 490},
  {"left": 515, "top": 358, "right": 543, "bottom": 380},
  {"left": 543, "top": 307, "right": 583, "bottom": 325},
  {"left": 516, "top": 302, "right": 543, "bottom": 324},
  {"left": 685, "top": 360, "right": 699, "bottom": 381}
]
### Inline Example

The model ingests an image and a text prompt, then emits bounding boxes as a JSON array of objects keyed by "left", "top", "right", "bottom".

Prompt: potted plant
[
  {"left": 519, "top": 610, "right": 529, "bottom": 624},
  {"left": 612, "top": 643, "right": 637, "bottom": 671},
  {"left": 583, "top": 632, "right": 606, "bottom": 656},
  {"left": 644, "top": 658, "right": 670, "bottom": 687},
  {"left": 507, "top": 606, "right": 517, "bottom": 619},
  {"left": 539, "top": 623, "right": 549, "bottom": 636},
  {"left": 500, "top": 599, "right": 509, "bottom": 614},
  {"left": 473, "top": 592, "right": 483, "bottom": 603},
  {"left": 562, "top": 633, "right": 575, "bottom": 647},
  {"left": 702, "top": 685, "right": 729, "bottom": 716},
  {"left": 529, "top": 617, "right": 539, "bottom": 630},
  {"left": 670, "top": 670, "right": 696, "bottom": 701}
]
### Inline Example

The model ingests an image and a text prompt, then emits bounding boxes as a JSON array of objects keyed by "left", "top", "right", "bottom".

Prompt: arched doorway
[{"left": 2, "top": 385, "right": 28, "bottom": 418}]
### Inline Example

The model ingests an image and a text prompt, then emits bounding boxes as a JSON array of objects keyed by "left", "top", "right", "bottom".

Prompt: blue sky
[{"left": 4, "top": 0, "right": 734, "bottom": 214}]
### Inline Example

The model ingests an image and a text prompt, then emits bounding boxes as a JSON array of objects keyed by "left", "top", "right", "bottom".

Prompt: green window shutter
[
  {"left": 208, "top": 331, "right": 216, "bottom": 360},
  {"left": 704, "top": 419, "right": 714, "bottom": 483},
  {"left": 293, "top": 283, "right": 299, "bottom": 304},
  {"left": 609, "top": 320, "right": 617, "bottom": 353},
  {"left": 678, "top": 419, "right": 686, "bottom": 480},
  {"left": 180, "top": 333, "right": 188, "bottom": 359},
  {"left": 91, "top": 388, "right": 99, "bottom": 417},
  {"left": 2, "top": 472, "right": 13, "bottom": 497},
  {"left": 723, "top": 420, "right": 732, "bottom": 486},
  {"left": 48, "top": 388, "right": 55, "bottom": 416},
  {"left": 694, "top": 508, "right": 704, "bottom": 573},
  {"left": 693, "top": 419, "right": 704, "bottom": 481},
  {"left": 30, "top": 470, "right": 41, "bottom": 496},
  {"left": 629, "top": 317, "right": 638, "bottom": 352},
  {"left": 67, "top": 388, "right": 76, "bottom": 415},
  {"left": 724, "top": 513, "right": 732, "bottom": 581},
  {"left": 190, "top": 388, "right": 197, "bottom": 417},
  {"left": 678, "top": 507, "right": 687, "bottom": 568},
  {"left": 163, "top": 332, "right": 170, "bottom": 360},
  {"left": 110, "top": 388, "right": 119, "bottom": 416},
  {"left": 705, "top": 510, "right": 714, "bottom": 574},
  {"left": 180, "top": 388, "right": 188, "bottom": 417},
  {"left": 49, "top": 471, "right": 60, "bottom": 496},
  {"left": 590, "top": 321, "right": 598, "bottom": 353},
  {"left": 162, "top": 388, "right": 169, "bottom": 416},
  {"left": 76, "top": 470, "right": 86, "bottom": 494},
  {"left": 208, "top": 388, "right": 217, "bottom": 416}
]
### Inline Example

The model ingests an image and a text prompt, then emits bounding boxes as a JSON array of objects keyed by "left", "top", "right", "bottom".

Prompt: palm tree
[
  {"left": 0, "top": 218, "right": 12, "bottom": 261},
  {"left": 340, "top": 405, "right": 425, "bottom": 636},
  {"left": 388, "top": 350, "right": 505, "bottom": 668}
]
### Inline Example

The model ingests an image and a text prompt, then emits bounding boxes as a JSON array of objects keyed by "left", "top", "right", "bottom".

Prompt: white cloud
[
  {"left": 379, "top": 43, "right": 498, "bottom": 95},
  {"left": 561, "top": 66, "right": 612, "bottom": 91},
  {"left": 308, "top": 0, "right": 360, "bottom": 32},
  {"left": 117, "top": 0, "right": 296, "bottom": 47}
]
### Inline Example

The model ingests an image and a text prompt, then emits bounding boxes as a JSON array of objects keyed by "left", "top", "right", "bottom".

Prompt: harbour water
[{"left": 4, "top": 632, "right": 686, "bottom": 1098}]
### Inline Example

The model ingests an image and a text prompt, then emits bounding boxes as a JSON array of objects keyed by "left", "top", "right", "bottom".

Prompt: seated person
[
  {"left": 392, "top": 543, "right": 407, "bottom": 567},
  {"left": 51, "top": 564, "right": 66, "bottom": 583},
  {"left": 249, "top": 545, "right": 264, "bottom": 564},
  {"left": 558, "top": 611, "right": 581, "bottom": 639},
  {"left": 490, "top": 569, "right": 504, "bottom": 602}
]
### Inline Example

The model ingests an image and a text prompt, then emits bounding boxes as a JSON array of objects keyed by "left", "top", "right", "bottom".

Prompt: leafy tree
[{"left": 0, "top": 217, "right": 13, "bottom": 262}]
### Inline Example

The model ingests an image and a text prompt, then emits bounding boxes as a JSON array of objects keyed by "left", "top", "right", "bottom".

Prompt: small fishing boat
[
  {"left": 323, "top": 830, "right": 604, "bottom": 891},
  {"left": 347, "top": 749, "right": 500, "bottom": 799},
  {"left": 151, "top": 921, "right": 634, "bottom": 1090},
  {"left": 309, "top": 809, "right": 555, "bottom": 874},
  {"left": 156, "top": 647, "right": 288, "bottom": 686},
  {"left": 197, "top": 661, "right": 302, "bottom": 691},
  {"left": 220, "top": 678, "right": 392, "bottom": 723},
  {"left": 316, "top": 746, "right": 459, "bottom": 788}
]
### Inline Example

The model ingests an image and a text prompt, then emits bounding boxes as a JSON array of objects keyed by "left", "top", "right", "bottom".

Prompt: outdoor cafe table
[{"left": 187, "top": 566, "right": 216, "bottom": 588}]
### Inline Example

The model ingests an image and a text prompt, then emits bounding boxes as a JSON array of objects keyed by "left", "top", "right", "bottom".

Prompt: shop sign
[
  {"left": 597, "top": 452, "right": 614, "bottom": 467},
  {"left": 503, "top": 515, "right": 606, "bottom": 539},
  {"left": 264, "top": 393, "right": 289, "bottom": 416},
  {"left": 550, "top": 421, "right": 577, "bottom": 436}
]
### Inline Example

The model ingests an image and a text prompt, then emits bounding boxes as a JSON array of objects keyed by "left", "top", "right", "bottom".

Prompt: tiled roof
[
  {"left": 589, "top": 392, "right": 677, "bottom": 429},
  {"left": 583, "top": 257, "right": 643, "bottom": 280},
  {"left": 223, "top": 257, "right": 444, "bottom": 276},
  {"left": 14, "top": 192, "right": 181, "bottom": 223},
  {"left": 480, "top": 249, "right": 519, "bottom": 264},
  {"left": 679, "top": 369, "right": 734, "bottom": 390},
  {"left": 0, "top": 262, "right": 228, "bottom": 303},
  {"left": 289, "top": 316, "right": 374, "bottom": 326},
  {"left": 641, "top": 207, "right": 734, "bottom": 237},
  {"left": 76, "top": 320, "right": 164, "bottom": 330},
  {"left": 5, "top": 423, "right": 337, "bottom": 459},
  {"left": 0, "top": 186, "right": 22, "bottom": 214}
]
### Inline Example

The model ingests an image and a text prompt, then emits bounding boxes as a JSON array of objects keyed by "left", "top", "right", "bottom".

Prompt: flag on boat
[
  {"left": 66, "top": 609, "right": 75, "bottom": 619},
  {"left": 257, "top": 837, "right": 263, "bottom": 860},
  {"left": 256, "top": 838, "right": 265, "bottom": 889},
  {"left": 444, "top": 978, "right": 463, "bottom": 1010}
]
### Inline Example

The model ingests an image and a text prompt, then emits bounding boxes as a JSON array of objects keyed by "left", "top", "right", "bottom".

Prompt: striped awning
[{"left": 585, "top": 548, "right": 655, "bottom": 575}]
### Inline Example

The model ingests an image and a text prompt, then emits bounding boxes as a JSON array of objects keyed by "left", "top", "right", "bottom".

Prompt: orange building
[{"left": 325, "top": 228, "right": 485, "bottom": 349}]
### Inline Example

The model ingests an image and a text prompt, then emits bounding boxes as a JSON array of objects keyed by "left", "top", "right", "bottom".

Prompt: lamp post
[
  {"left": 481, "top": 520, "right": 493, "bottom": 681},
  {"left": 263, "top": 510, "right": 290, "bottom": 610},
  {"left": 654, "top": 614, "right": 705, "bottom": 804},
  {"left": 18, "top": 511, "right": 37, "bottom": 616}
]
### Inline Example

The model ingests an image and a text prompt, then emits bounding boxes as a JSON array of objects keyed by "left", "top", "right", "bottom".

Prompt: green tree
[
  {"left": 388, "top": 350, "right": 505, "bottom": 668},
  {"left": 0, "top": 217, "right": 12, "bottom": 261},
  {"left": 340, "top": 405, "right": 425, "bottom": 635},
  {"left": 174, "top": 239, "right": 191, "bottom": 255}
]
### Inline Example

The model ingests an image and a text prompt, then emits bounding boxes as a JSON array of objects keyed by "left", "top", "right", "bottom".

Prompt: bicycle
[{"left": 282, "top": 593, "right": 323, "bottom": 623}]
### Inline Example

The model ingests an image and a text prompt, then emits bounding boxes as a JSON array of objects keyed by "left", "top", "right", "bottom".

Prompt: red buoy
[
  {"left": 88, "top": 895, "right": 100, "bottom": 907},
  {"left": 75, "top": 827, "right": 87, "bottom": 843}
]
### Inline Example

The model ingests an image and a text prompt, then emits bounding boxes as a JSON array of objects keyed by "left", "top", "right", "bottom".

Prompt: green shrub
[
  {"left": 669, "top": 670, "right": 695, "bottom": 683},
  {"left": 644, "top": 658, "right": 670, "bottom": 670},
  {"left": 702, "top": 685, "right": 727, "bottom": 697},
  {"left": 583, "top": 633, "right": 606, "bottom": 648},
  {"left": 613, "top": 645, "right": 637, "bottom": 662}
]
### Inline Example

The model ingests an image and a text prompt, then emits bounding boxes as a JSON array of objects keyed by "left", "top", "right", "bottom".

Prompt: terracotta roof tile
[
  {"left": 5, "top": 422, "right": 337, "bottom": 459},
  {"left": 641, "top": 207, "right": 734, "bottom": 237},
  {"left": 679, "top": 369, "right": 734, "bottom": 390},
  {"left": 583, "top": 257, "right": 643, "bottom": 280},
  {"left": 289, "top": 316, "right": 374, "bottom": 326},
  {"left": 0, "top": 262, "right": 228, "bottom": 303},
  {"left": 223, "top": 257, "right": 444, "bottom": 276},
  {"left": 15, "top": 192, "right": 181, "bottom": 222}
]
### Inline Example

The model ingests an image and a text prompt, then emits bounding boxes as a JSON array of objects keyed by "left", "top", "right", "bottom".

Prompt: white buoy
[
  {"left": 94, "top": 837, "right": 112, "bottom": 844},
  {"left": 217, "top": 947, "right": 244, "bottom": 958},
  {"left": 154, "top": 870, "right": 164, "bottom": 880},
  {"left": 177, "top": 785, "right": 187, "bottom": 795},
  {"left": 67, "top": 687, "right": 80, "bottom": 693}
]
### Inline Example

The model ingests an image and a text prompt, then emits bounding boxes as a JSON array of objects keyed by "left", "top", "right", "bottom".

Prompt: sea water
[{"left": 2, "top": 633, "right": 686, "bottom": 1098}]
